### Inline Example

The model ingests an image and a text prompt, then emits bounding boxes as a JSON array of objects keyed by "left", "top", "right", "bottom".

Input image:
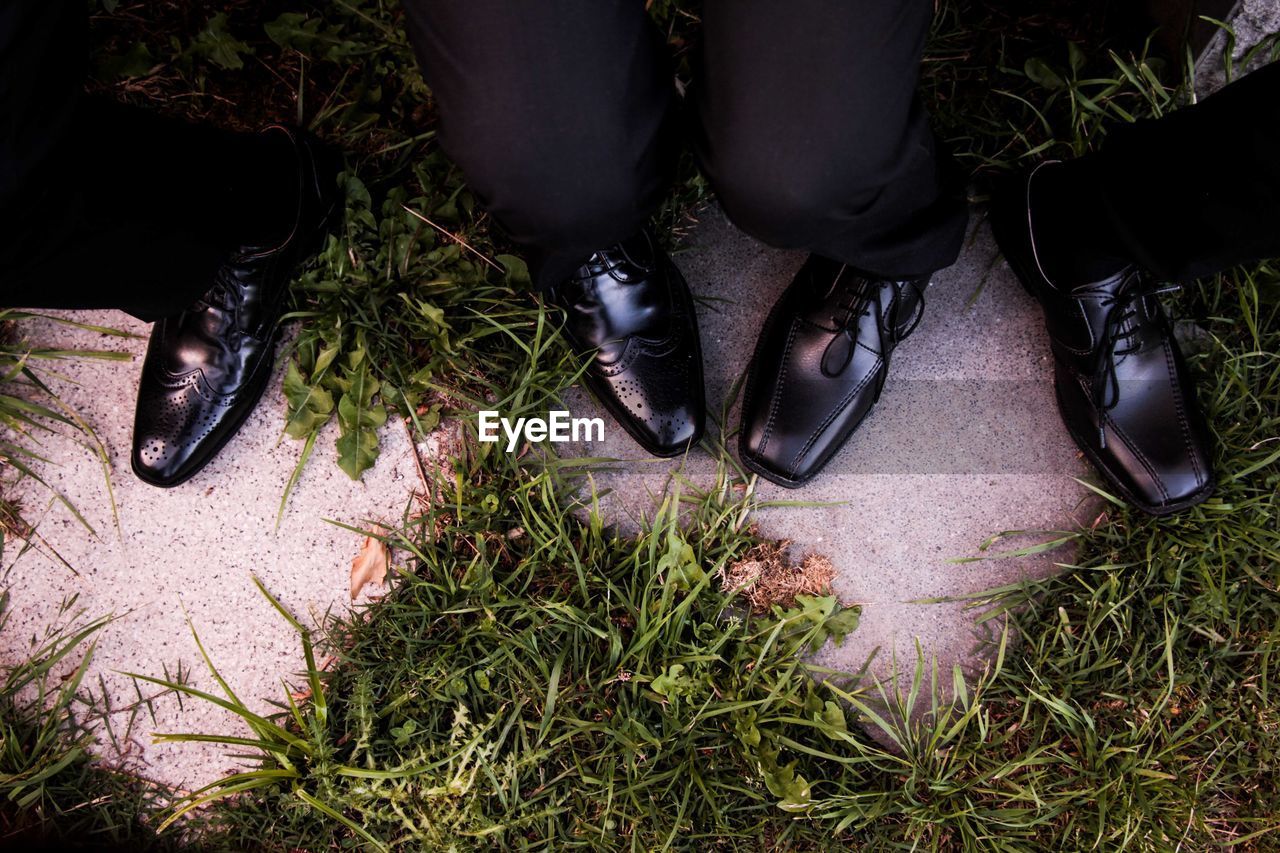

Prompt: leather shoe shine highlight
[
  {"left": 548, "top": 231, "right": 705, "bottom": 457},
  {"left": 131, "top": 126, "right": 340, "bottom": 487},
  {"left": 740, "top": 255, "right": 927, "bottom": 487},
  {"left": 991, "top": 164, "right": 1215, "bottom": 515}
]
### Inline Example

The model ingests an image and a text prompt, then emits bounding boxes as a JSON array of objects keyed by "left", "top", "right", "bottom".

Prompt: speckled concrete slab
[
  {"left": 1196, "top": 0, "right": 1279, "bottom": 96},
  {"left": 0, "top": 311, "right": 421, "bottom": 792},
  {"left": 0, "top": 209, "right": 1092, "bottom": 790},
  {"left": 563, "top": 207, "right": 1095, "bottom": 693}
]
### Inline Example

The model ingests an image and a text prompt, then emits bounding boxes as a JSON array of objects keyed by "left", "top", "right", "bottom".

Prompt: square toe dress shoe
[
  {"left": 990, "top": 163, "right": 1215, "bottom": 514},
  {"left": 739, "top": 255, "right": 928, "bottom": 487},
  {"left": 547, "top": 230, "right": 705, "bottom": 457},
  {"left": 131, "top": 126, "right": 341, "bottom": 487}
]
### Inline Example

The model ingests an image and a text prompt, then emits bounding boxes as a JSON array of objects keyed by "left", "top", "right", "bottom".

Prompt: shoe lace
[
  {"left": 822, "top": 269, "right": 926, "bottom": 377},
  {"left": 829, "top": 269, "right": 872, "bottom": 328},
  {"left": 828, "top": 271, "right": 926, "bottom": 343},
  {"left": 194, "top": 278, "right": 240, "bottom": 314},
  {"left": 186, "top": 276, "right": 250, "bottom": 352},
  {"left": 1088, "top": 270, "right": 1179, "bottom": 449}
]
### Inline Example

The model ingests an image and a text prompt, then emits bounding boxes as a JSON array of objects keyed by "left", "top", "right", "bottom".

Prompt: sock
[{"left": 1028, "top": 160, "right": 1130, "bottom": 288}]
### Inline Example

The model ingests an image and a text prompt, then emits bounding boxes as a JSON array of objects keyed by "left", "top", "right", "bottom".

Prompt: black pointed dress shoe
[
  {"left": 991, "top": 164, "right": 1215, "bottom": 514},
  {"left": 547, "top": 230, "right": 705, "bottom": 457},
  {"left": 131, "top": 126, "right": 340, "bottom": 487},
  {"left": 740, "top": 255, "right": 927, "bottom": 487}
]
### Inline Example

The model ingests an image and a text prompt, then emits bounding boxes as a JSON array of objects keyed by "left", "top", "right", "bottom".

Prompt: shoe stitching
[
  {"left": 854, "top": 338, "right": 882, "bottom": 358},
  {"left": 1078, "top": 372, "right": 1169, "bottom": 504},
  {"left": 781, "top": 278, "right": 899, "bottom": 473},
  {"left": 135, "top": 358, "right": 275, "bottom": 481},
  {"left": 1164, "top": 337, "right": 1205, "bottom": 487},
  {"left": 153, "top": 362, "right": 258, "bottom": 408},
  {"left": 152, "top": 363, "right": 202, "bottom": 388},
  {"left": 790, "top": 358, "right": 880, "bottom": 473},
  {"left": 592, "top": 340, "right": 637, "bottom": 377},
  {"left": 153, "top": 324, "right": 274, "bottom": 402},
  {"left": 571, "top": 239, "right": 658, "bottom": 285},
  {"left": 592, "top": 327, "right": 682, "bottom": 377},
  {"left": 1056, "top": 294, "right": 1097, "bottom": 356},
  {"left": 1054, "top": 380, "right": 1197, "bottom": 513},
  {"left": 742, "top": 449, "right": 804, "bottom": 485},
  {"left": 796, "top": 316, "right": 840, "bottom": 334},
  {"left": 740, "top": 292, "right": 788, "bottom": 467},
  {"left": 596, "top": 349, "right": 693, "bottom": 417},
  {"left": 1107, "top": 415, "right": 1170, "bottom": 504},
  {"left": 758, "top": 321, "right": 799, "bottom": 455},
  {"left": 567, "top": 262, "right": 686, "bottom": 378}
]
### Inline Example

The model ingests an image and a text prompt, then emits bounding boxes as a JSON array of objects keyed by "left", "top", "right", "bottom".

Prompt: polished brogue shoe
[
  {"left": 740, "top": 255, "right": 927, "bottom": 487},
  {"left": 131, "top": 126, "right": 340, "bottom": 487},
  {"left": 548, "top": 230, "right": 705, "bottom": 457},
  {"left": 991, "top": 163, "right": 1215, "bottom": 514}
]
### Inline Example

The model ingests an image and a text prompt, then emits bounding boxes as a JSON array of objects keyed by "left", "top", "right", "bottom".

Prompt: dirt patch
[{"left": 718, "top": 539, "right": 836, "bottom": 613}]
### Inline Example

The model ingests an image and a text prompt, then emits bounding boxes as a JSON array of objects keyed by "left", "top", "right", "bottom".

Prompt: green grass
[
  {"left": 0, "top": 0, "right": 1276, "bottom": 850},
  {"left": 0, "top": 308, "right": 185, "bottom": 847},
  {"left": 0, "top": 591, "right": 184, "bottom": 850},
  {"left": 128, "top": 456, "right": 867, "bottom": 849},
  {"left": 0, "top": 311, "right": 134, "bottom": 549}
]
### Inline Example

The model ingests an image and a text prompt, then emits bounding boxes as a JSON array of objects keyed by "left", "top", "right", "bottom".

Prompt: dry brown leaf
[
  {"left": 350, "top": 526, "right": 390, "bottom": 599},
  {"left": 717, "top": 540, "right": 836, "bottom": 613}
]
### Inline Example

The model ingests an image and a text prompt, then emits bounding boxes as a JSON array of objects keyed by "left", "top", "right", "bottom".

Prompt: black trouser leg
[
  {"left": 0, "top": 1, "right": 296, "bottom": 320},
  {"left": 1070, "top": 60, "right": 1280, "bottom": 282},
  {"left": 0, "top": 0, "right": 88, "bottom": 284},
  {"left": 693, "top": 0, "right": 969, "bottom": 279},
  {"left": 401, "top": 0, "right": 678, "bottom": 290}
]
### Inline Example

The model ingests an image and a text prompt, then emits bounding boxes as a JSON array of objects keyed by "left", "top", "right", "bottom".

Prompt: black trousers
[
  {"left": 2, "top": 4, "right": 1277, "bottom": 312},
  {"left": 1072, "top": 59, "right": 1280, "bottom": 282},
  {"left": 401, "top": 0, "right": 971, "bottom": 289},
  {"left": 403, "top": 2, "right": 1280, "bottom": 289},
  {"left": 0, "top": 1, "right": 290, "bottom": 320}
]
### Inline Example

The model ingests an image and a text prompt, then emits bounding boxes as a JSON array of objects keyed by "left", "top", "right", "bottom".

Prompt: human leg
[
  {"left": 696, "top": 0, "right": 967, "bottom": 486},
  {"left": 403, "top": 0, "right": 705, "bottom": 455}
]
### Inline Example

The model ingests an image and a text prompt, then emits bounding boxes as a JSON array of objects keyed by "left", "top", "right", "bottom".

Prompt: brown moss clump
[{"left": 718, "top": 540, "right": 836, "bottom": 614}]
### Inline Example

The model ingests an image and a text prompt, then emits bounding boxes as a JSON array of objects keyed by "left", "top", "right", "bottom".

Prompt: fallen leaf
[
  {"left": 717, "top": 540, "right": 836, "bottom": 613},
  {"left": 350, "top": 527, "right": 390, "bottom": 599}
]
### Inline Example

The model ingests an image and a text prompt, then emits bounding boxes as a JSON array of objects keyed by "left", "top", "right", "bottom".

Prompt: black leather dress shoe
[
  {"left": 547, "top": 231, "right": 704, "bottom": 457},
  {"left": 131, "top": 126, "right": 340, "bottom": 487},
  {"left": 991, "top": 165, "right": 1215, "bottom": 514},
  {"left": 740, "top": 255, "right": 927, "bottom": 487}
]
